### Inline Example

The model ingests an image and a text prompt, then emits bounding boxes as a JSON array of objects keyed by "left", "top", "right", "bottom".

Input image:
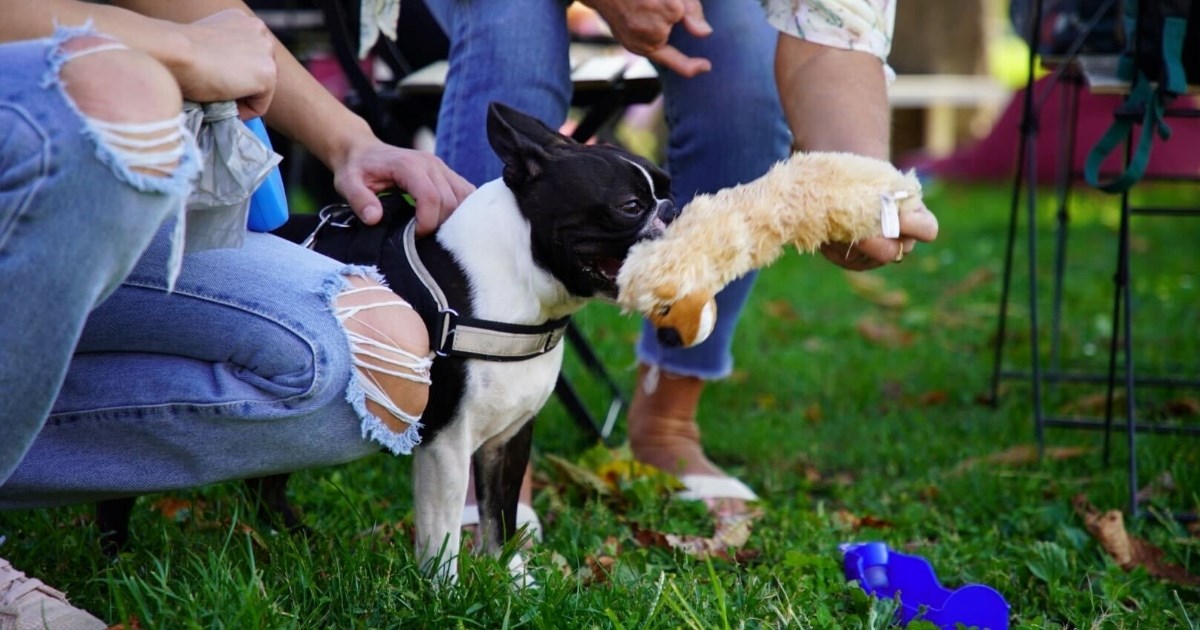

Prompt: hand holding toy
[{"left": 616, "top": 151, "right": 925, "bottom": 347}]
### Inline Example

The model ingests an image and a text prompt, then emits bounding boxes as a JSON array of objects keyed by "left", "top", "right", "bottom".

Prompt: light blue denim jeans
[
  {"left": 424, "top": 0, "right": 791, "bottom": 379},
  {"left": 0, "top": 31, "right": 381, "bottom": 509}
]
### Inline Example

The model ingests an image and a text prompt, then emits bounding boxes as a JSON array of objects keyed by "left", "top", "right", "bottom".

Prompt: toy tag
[{"left": 880, "top": 193, "right": 901, "bottom": 239}]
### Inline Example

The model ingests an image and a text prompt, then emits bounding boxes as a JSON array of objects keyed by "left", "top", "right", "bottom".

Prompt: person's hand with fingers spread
[
  {"left": 820, "top": 202, "right": 940, "bottom": 271},
  {"left": 582, "top": 0, "right": 713, "bottom": 77},
  {"left": 332, "top": 139, "right": 475, "bottom": 235}
]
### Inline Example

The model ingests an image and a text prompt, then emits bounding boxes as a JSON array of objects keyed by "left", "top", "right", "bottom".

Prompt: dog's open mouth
[{"left": 585, "top": 256, "right": 625, "bottom": 290}]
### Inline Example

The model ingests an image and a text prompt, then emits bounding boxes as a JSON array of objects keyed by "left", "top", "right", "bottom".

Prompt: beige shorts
[{"left": 762, "top": 0, "right": 897, "bottom": 81}]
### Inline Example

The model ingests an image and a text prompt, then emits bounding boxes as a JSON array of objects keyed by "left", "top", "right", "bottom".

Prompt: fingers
[
  {"left": 398, "top": 159, "right": 476, "bottom": 237},
  {"left": 647, "top": 46, "right": 712, "bottom": 77},
  {"left": 180, "top": 10, "right": 277, "bottom": 111},
  {"left": 342, "top": 181, "right": 384, "bottom": 226},
  {"left": 407, "top": 174, "right": 456, "bottom": 237},
  {"left": 334, "top": 141, "right": 475, "bottom": 235},
  {"left": 899, "top": 203, "right": 939, "bottom": 242},
  {"left": 820, "top": 241, "right": 884, "bottom": 271},
  {"left": 680, "top": 0, "right": 712, "bottom": 37},
  {"left": 820, "top": 236, "right": 916, "bottom": 271},
  {"left": 237, "top": 91, "right": 274, "bottom": 120},
  {"left": 854, "top": 237, "right": 903, "bottom": 264}
]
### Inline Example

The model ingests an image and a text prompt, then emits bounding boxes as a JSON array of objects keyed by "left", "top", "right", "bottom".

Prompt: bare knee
[
  {"left": 58, "top": 37, "right": 184, "bottom": 176},
  {"left": 336, "top": 275, "right": 433, "bottom": 435}
]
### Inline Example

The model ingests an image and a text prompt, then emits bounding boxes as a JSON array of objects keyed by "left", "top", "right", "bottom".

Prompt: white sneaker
[{"left": 0, "top": 557, "right": 106, "bottom": 630}]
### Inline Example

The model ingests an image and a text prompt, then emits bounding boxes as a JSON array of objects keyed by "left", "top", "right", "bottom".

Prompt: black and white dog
[
  {"left": 322, "top": 102, "right": 674, "bottom": 579},
  {"left": 99, "top": 103, "right": 674, "bottom": 580}
]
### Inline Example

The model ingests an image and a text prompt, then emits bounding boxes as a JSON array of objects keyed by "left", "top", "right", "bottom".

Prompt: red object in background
[{"left": 901, "top": 76, "right": 1200, "bottom": 183}]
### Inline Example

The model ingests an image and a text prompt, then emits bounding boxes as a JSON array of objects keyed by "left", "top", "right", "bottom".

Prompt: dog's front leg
[
  {"left": 473, "top": 419, "right": 535, "bottom": 585},
  {"left": 472, "top": 418, "right": 535, "bottom": 556},
  {"left": 413, "top": 427, "right": 471, "bottom": 583}
]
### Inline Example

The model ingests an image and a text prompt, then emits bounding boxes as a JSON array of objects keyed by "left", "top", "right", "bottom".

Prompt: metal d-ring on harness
[{"left": 302, "top": 203, "right": 570, "bottom": 362}]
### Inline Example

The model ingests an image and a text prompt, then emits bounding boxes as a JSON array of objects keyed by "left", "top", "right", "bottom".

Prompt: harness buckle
[
  {"left": 433, "top": 308, "right": 459, "bottom": 357},
  {"left": 544, "top": 325, "right": 567, "bottom": 353}
]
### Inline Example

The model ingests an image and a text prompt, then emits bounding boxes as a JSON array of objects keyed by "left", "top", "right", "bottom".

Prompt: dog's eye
[
  {"left": 617, "top": 199, "right": 643, "bottom": 215},
  {"left": 657, "top": 305, "right": 671, "bottom": 317}
]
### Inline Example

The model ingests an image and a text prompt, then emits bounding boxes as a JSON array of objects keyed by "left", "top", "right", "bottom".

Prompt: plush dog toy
[{"left": 616, "top": 151, "right": 924, "bottom": 347}]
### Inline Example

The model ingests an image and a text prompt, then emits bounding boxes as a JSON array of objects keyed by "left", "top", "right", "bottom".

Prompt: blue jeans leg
[
  {"left": 423, "top": 0, "right": 573, "bottom": 185},
  {"left": 0, "top": 230, "right": 384, "bottom": 509},
  {"left": 636, "top": 0, "right": 793, "bottom": 379},
  {"left": 0, "top": 34, "right": 196, "bottom": 486}
]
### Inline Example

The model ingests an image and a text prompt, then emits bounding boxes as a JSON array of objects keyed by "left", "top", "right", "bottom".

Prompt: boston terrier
[{"left": 96, "top": 102, "right": 675, "bottom": 582}]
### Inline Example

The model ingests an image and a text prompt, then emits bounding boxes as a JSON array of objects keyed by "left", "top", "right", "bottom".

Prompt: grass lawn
[{"left": 1, "top": 180, "right": 1197, "bottom": 628}]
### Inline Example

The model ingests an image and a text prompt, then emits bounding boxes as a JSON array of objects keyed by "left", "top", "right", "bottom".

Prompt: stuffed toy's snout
[{"left": 644, "top": 286, "right": 718, "bottom": 348}]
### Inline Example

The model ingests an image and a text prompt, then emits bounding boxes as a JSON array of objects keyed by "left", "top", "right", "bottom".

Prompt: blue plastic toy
[
  {"left": 840, "top": 541, "right": 1010, "bottom": 630},
  {"left": 244, "top": 116, "right": 289, "bottom": 232}
]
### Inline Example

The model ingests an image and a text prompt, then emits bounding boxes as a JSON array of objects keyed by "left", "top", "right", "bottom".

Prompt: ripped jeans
[{"left": 0, "top": 29, "right": 426, "bottom": 509}]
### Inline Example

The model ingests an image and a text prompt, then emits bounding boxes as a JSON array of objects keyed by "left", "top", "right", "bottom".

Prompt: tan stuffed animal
[{"left": 616, "top": 151, "right": 924, "bottom": 347}]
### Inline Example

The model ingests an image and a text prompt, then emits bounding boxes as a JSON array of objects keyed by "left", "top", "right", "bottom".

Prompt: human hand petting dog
[
  {"left": 331, "top": 137, "right": 475, "bottom": 236},
  {"left": 581, "top": 0, "right": 713, "bottom": 77},
  {"left": 819, "top": 203, "right": 940, "bottom": 271}
]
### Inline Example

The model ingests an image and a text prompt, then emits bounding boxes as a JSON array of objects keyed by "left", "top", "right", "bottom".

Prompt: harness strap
[
  {"left": 303, "top": 204, "right": 570, "bottom": 362},
  {"left": 400, "top": 218, "right": 570, "bottom": 361}
]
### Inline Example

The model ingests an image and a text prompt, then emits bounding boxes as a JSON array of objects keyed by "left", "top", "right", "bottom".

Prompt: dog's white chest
[{"left": 460, "top": 347, "right": 563, "bottom": 445}]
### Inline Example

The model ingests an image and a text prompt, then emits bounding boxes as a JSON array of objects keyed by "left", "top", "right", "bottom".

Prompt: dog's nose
[
  {"left": 656, "top": 326, "right": 684, "bottom": 347},
  {"left": 656, "top": 199, "right": 678, "bottom": 225}
]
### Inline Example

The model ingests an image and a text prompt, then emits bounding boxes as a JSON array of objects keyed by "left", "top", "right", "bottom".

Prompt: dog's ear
[{"left": 486, "top": 102, "right": 574, "bottom": 187}]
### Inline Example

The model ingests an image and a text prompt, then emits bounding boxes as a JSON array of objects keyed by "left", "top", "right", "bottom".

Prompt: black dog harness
[{"left": 301, "top": 203, "right": 569, "bottom": 362}]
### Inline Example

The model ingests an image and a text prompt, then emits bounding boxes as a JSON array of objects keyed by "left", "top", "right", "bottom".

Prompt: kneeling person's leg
[{"left": 334, "top": 275, "right": 433, "bottom": 454}]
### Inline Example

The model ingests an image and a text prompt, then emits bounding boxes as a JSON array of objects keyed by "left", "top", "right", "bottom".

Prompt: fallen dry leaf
[
  {"left": 856, "top": 316, "right": 913, "bottom": 347},
  {"left": 952, "top": 444, "right": 1093, "bottom": 475},
  {"left": 844, "top": 272, "right": 910, "bottom": 309},
  {"left": 939, "top": 267, "right": 995, "bottom": 300},
  {"left": 832, "top": 509, "right": 860, "bottom": 529},
  {"left": 355, "top": 520, "right": 414, "bottom": 544},
  {"left": 545, "top": 453, "right": 612, "bottom": 496},
  {"left": 582, "top": 554, "right": 617, "bottom": 585},
  {"left": 235, "top": 522, "right": 270, "bottom": 552},
  {"left": 633, "top": 514, "right": 758, "bottom": 562},
  {"left": 107, "top": 616, "right": 141, "bottom": 630},
  {"left": 594, "top": 458, "right": 669, "bottom": 491},
  {"left": 917, "top": 485, "right": 941, "bottom": 502},
  {"left": 918, "top": 390, "right": 949, "bottom": 406},
  {"left": 1161, "top": 397, "right": 1200, "bottom": 418},
  {"left": 149, "top": 497, "right": 208, "bottom": 522},
  {"left": 832, "top": 509, "right": 893, "bottom": 531},
  {"left": 1073, "top": 494, "right": 1200, "bottom": 586},
  {"left": 1058, "top": 391, "right": 1126, "bottom": 416},
  {"left": 794, "top": 461, "right": 823, "bottom": 483},
  {"left": 762, "top": 299, "right": 799, "bottom": 321}
]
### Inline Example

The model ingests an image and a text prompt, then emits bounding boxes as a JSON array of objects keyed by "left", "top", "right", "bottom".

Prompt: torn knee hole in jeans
[
  {"left": 335, "top": 283, "right": 433, "bottom": 455},
  {"left": 56, "top": 35, "right": 187, "bottom": 177}
]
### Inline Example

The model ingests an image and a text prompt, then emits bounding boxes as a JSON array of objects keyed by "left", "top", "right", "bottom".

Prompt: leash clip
[{"left": 301, "top": 203, "right": 357, "bottom": 249}]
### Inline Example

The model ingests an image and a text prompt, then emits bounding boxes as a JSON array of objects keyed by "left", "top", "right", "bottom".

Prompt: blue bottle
[{"left": 244, "top": 116, "right": 289, "bottom": 232}]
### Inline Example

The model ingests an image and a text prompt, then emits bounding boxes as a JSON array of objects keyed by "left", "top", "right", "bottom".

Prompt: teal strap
[
  {"left": 1084, "top": 76, "right": 1173, "bottom": 193},
  {"left": 1160, "top": 16, "right": 1188, "bottom": 94}
]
